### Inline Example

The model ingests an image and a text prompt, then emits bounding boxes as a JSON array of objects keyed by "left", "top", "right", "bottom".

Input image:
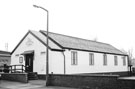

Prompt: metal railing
[
  {"left": 0, "top": 66, "right": 4, "bottom": 73},
  {"left": 0, "top": 65, "right": 26, "bottom": 73},
  {"left": 10, "top": 65, "right": 26, "bottom": 73}
]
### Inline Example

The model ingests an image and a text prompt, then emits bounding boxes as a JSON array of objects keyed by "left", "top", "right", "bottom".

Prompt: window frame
[
  {"left": 114, "top": 56, "right": 118, "bottom": 66},
  {"left": 122, "top": 56, "right": 126, "bottom": 66},
  {"left": 103, "top": 54, "right": 107, "bottom": 66},
  {"left": 19, "top": 57, "right": 23, "bottom": 63},
  {"left": 89, "top": 53, "right": 94, "bottom": 65},
  {"left": 71, "top": 51, "right": 77, "bottom": 65}
]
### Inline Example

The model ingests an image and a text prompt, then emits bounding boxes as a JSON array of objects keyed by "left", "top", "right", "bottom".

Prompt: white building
[
  {"left": 11, "top": 30, "right": 128, "bottom": 76},
  {"left": 0, "top": 50, "right": 11, "bottom": 66}
]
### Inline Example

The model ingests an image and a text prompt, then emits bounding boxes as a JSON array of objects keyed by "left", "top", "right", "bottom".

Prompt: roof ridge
[{"left": 40, "top": 30, "right": 111, "bottom": 46}]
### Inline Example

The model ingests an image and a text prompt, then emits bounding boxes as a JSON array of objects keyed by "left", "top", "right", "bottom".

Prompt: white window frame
[
  {"left": 71, "top": 51, "right": 77, "bottom": 65},
  {"left": 19, "top": 57, "right": 23, "bottom": 63},
  {"left": 122, "top": 56, "right": 126, "bottom": 66},
  {"left": 89, "top": 53, "right": 94, "bottom": 65},
  {"left": 103, "top": 54, "right": 107, "bottom": 65},
  {"left": 114, "top": 56, "right": 118, "bottom": 66}
]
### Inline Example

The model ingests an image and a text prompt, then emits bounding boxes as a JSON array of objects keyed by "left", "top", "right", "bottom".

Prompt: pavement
[{"left": 0, "top": 80, "right": 77, "bottom": 89}]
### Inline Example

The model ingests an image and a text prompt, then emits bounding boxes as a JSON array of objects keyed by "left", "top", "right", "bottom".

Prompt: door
[{"left": 25, "top": 54, "right": 33, "bottom": 72}]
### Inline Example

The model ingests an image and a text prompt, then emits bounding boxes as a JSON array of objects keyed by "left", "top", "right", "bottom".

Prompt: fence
[
  {"left": 0, "top": 66, "right": 4, "bottom": 73},
  {"left": 10, "top": 65, "right": 25, "bottom": 73},
  {"left": 0, "top": 65, "right": 26, "bottom": 73}
]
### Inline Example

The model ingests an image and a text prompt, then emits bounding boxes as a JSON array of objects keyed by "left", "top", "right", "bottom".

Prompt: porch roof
[{"left": 20, "top": 50, "right": 34, "bottom": 55}]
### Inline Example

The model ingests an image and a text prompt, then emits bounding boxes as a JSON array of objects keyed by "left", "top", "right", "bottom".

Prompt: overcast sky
[{"left": 0, "top": 0, "right": 135, "bottom": 56}]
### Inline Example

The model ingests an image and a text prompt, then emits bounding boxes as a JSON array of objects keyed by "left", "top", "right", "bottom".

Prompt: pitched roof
[
  {"left": 11, "top": 30, "right": 126, "bottom": 56},
  {"left": 11, "top": 30, "right": 64, "bottom": 54},
  {"left": 39, "top": 30, "right": 126, "bottom": 55},
  {"left": 0, "top": 50, "right": 10, "bottom": 54},
  {"left": 0, "top": 50, "right": 10, "bottom": 56},
  {"left": 30, "top": 30, "right": 63, "bottom": 50}
]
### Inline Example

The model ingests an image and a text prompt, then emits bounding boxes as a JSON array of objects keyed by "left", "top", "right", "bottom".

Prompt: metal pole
[
  {"left": 33, "top": 5, "right": 49, "bottom": 86},
  {"left": 46, "top": 7, "right": 49, "bottom": 86}
]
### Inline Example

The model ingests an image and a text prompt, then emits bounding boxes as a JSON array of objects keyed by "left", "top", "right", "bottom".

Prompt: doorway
[{"left": 25, "top": 54, "right": 34, "bottom": 72}]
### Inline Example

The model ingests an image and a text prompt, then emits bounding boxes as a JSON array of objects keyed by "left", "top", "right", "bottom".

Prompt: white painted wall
[
  {"left": 64, "top": 49, "right": 128, "bottom": 74},
  {"left": 11, "top": 33, "right": 46, "bottom": 74},
  {"left": 49, "top": 51, "right": 64, "bottom": 74},
  {"left": 11, "top": 31, "right": 128, "bottom": 75},
  {"left": 11, "top": 32, "right": 63, "bottom": 74}
]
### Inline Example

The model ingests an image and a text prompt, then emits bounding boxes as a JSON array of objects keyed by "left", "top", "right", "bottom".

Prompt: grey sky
[{"left": 0, "top": 0, "right": 135, "bottom": 56}]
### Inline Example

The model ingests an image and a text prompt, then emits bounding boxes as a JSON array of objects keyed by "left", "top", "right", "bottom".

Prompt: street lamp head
[
  {"left": 33, "top": 5, "right": 48, "bottom": 12},
  {"left": 33, "top": 5, "right": 39, "bottom": 8}
]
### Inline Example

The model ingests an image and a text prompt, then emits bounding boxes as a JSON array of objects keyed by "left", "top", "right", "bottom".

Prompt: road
[{"left": 0, "top": 80, "right": 77, "bottom": 89}]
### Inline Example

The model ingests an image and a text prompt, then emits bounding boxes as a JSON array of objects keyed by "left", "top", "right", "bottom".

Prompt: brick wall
[
  {"left": 1, "top": 73, "right": 28, "bottom": 83},
  {"left": 88, "top": 71, "right": 129, "bottom": 77},
  {"left": 49, "top": 74, "right": 119, "bottom": 89},
  {"left": 49, "top": 74, "right": 135, "bottom": 89},
  {"left": 118, "top": 79, "right": 135, "bottom": 89},
  {"left": 38, "top": 74, "right": 46, "bottom": 80}
]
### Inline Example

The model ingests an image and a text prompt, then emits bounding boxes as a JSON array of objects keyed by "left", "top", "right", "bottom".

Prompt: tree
[
  {"left": 128, "top": 49, "right": 134, "bottom": 65},
  {"left": 121, "top": 48, "right": 134, "bottom": 66}
]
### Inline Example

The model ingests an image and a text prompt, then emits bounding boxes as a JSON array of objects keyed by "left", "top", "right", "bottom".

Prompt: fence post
[
  {"left": 11, "top": 66, "right": 12, "bottom": 73},
  {"left": 15, "top": 65, "right": 16, "bottom": 73},
  {"left": 22, "top": 65, "right": 23, "bottom": 73},
  {"left": 2, "top": 67, "right": 3, "bottom": 73},
  {"left": 129, "top": 65, "right": 132, "bottom": 76},
  {"left": 10, "top": 66, "right": 12, "bottom": 73}
]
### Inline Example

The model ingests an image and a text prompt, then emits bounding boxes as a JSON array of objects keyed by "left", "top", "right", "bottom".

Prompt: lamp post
[{"left": 33, "top": 5, "right": 49, "bottom": 86}]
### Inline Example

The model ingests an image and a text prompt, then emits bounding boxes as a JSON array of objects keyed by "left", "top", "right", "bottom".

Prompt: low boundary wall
[
  {"left": 49, "top": 74, "right": 119, "bottom": 89},
  {"left": 89, "top": 71, "right": 129, "bottom": 77},
  {"left": 1, "top": 73, "right": 28, "bottom": 83},
  {"left": 118, "top": 79, "right": 135, "bottom": 89},
  {"left": 49, "top": 74, "right": 135, "bottom": 89},
  {"left": 38, "top": 74, "right": 46, "bottom": 80}
]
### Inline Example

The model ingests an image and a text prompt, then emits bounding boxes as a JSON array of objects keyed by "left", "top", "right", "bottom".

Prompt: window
[
  {"left": 19, "top": 57, "right": 23, "bottom": 63},
  {"left": 122, "top": 56, "right": 126, "bottom": 66},
  {"left": 71, "top": 51, "right": 77, "bottom": 65},
  {"left": 89, "top": 53, "right": 94, "bottom": 65},
  {"left": 103, "top": 54, "right": 107, "bottom": 65},
  {"left": 114, "top": 56, "right": 118, "bottom": 66}
]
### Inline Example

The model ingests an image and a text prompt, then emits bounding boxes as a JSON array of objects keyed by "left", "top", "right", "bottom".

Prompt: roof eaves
[
  {"left": 64, "top": 47, "right": 128, "bottom": 56},
  {"left": 0, "top": 54, "right": 11, "bottom": 57},
  {"left": 51, "top": 48, "right": 65, "bottom": 52},
  {"left": 0, "top": 50, "right": 10, "bottom": 54}
]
